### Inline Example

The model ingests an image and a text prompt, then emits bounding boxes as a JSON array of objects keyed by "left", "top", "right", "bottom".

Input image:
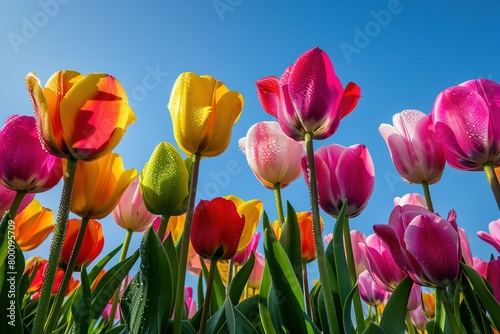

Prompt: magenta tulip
[
  {"left": 487, "top": 258, "right": 500, "bottom": 303},
  {"left": 379, "top": 109, "right": 445, "bottom": 184},
  {"left": 394, "top": 193, "right": 427, "bottom": 208},
  {"left": 477, "top": 218, "right": 500, "bottom": 253},
  {"left": 233, "top": 232, "right": 260, "bottom": 266},
  {"left": 0, "top": 183, "right": 35, "bottom": 217},
  {"left": 0, "top": 115, "right": 62, "bottom": 193},
  {"left": 374, "top": 205, "right": 460, "bottom": 288},
  {"left": 256, "top": 47, "right": 361, "bottom": 141},
  {"left": 302, "top": 143, "right": 374, "bottom": 217},
  {"left": 358, "top": 270, "right": 390, "bottom": 306},
  {"left": 239, "top": 121, "right": 305, "bottom": 189},
  {"left": 432, "top": 78, "right": 500, "bottom": 170}
]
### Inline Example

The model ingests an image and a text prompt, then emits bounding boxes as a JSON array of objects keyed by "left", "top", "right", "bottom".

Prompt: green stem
[
  {"left": 46, "top": 216, "right": 90, "bottom": 333},
  {"left": 226, "top": 259, "right": 234, "bottom": 296},
  {"left": 304, "top": 132, "right": 340, "bottom": 334},
  {"left": 273, "top": 183, "right": 285, "bottom": 226},
  {"left": 438, "top": 287, "right": 461, "bottom": 334},
  {"left": 343, "top": 217, "right": 365, "bottom": 332},
  {"left": 173, "top": 153, "right": 201, "bottom": 334},
  {"left": 421, "top": 181, "right": 435, "bottom": 212},
  {"left": 108, "top": 229, "right": 134, "bottom": 324},
  {"left": 303, "top": 262, "right": 312, "bottom": 318},
  {"left": 405, "top": 311, "right": 417, "bottom": 334},
  {"left": 199, "top": 259, "right": 218, "bottom": 334},
  {"left": 157, "top": 214, "right": 171, "bottom": 242},
  {"left": 483, "top": 161, "right": 500, "bottom": 210},
  {"left": 434, "top": 288, "right": 446, "bottom": 333},
  {"left": 32, "top": 156, "right": 78, "bottom": 334},
  {"left": 9, "top": 190, "right": 27, "bottom": 218}
]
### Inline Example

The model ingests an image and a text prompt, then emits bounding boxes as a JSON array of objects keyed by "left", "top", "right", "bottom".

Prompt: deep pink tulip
[
  {"left": 256, "top": 47, "right": 361, "bottom": 141},
  {"left": 0, "top": 115, "right": 62, "bottom": 193},
  {"left": 394, "top": 193, "right": 427, "bottom": 208},
  {"left": 239, "top": 121, "right": 305, "bottom": 189},
  {"left": 486, "top": 258, "right": 500, "bottom": 303},
  {"left": 380, "top": 109, "right": 445, "bottom": 184},
  {"left": 112, "top": 177, "right": 158, "bottom": 232},
  {"left": 302, "top": 143, "right": 374, "bottom": 218},
  {"left": 432, "top": 79, "right": 500, "bottom": 170},
  {"left": 374, "top": 205, "right": 460, "bottom": 288},
  {"left": 0, "top": 183, "right": 35, "bottom": 218},
  {"left": 359, "top": 234, "right": 407, "bottom": 291},
  {"left": 477, "top": 218, "right": 500, "bottom": 253},
  {"left": 233, "top": 232, "right": 260, "bottom": 266},
  {"left": 184, "top": 287, "right": 197, "bottom": 319},
  {"left": 358, "top": 270, "right": 390, "bottom": 306}
]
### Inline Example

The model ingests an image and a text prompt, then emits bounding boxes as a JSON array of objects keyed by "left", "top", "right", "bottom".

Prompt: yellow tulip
[
  {"left": 225, "top": 195, "right": 263, "bottom": 252},
  {"left": 14, "top": 199, "right": 54, "bottom": 251},
  {"left": 168, "top": 72, "right": 244, "bottom": 157},
  {"left": 165, "top": 214, "right": 186, "bottom": 244},
  {"left": 69, "top": 153, "right": 137, "bottom": 219}
]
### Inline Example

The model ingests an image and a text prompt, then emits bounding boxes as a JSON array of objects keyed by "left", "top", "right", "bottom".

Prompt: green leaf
[
  {"left": 379, "top": 276, "right": 413, "bottom": 333},
  {"left": 342, "top": 283, "right": 358, "bottom": 334},
  {"left": 228, "top": 252, "right": 255, "bottom": 305},
  {"left": 224, "top": 297, "right": 258, "bottom": 334},
  {"left": 362, "top": 322, "right": 385, "bottom": 334},
  {"left": 279, "top": 202, "right": 303, "bottom": 290},
  {"left": 460, "top": 275, "right": 493, "bottom": 334},
  {"left": 88, "top": 244, "right": 122, "bottom": 284},
  {"left": 332, "top": 202, "right": 352, "bottom": 304},
  {"left": 74, "top": 264, "right": 92, "bottom": 334}
]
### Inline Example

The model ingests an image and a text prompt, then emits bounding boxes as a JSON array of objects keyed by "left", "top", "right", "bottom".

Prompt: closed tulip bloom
[
  {"left": 432, "top": 78, "right": 500, "bottom": 170},
  {"left": 168, "top": 72, "right": 244, "bottom": 157},
  {"left": 477, "top": 218, "right": 500, "bottom": 253},
  {"left": 248, "top": 251, "right": 265, "bottom": 289},
  {"left": 60, "top": 218, "right": 104, "bottom": 271},
  {"left": 0, "top": 183, "right": 34, "bottom": 218},
  {"left": 394, "top": 193, "right": 427, "bottom": 208},
  {"left": 70, "top": 153, "right": 137, "bottom": 219},
  {"left": 486, "top": 257, "right": 500, "bottom": 303},
  {"left": 350, "top": 230, "right": 367, "bottom": 275},
  {"left": 358, "top": 270, "right": 390, "bottom": 306},
  {"left": 379, "top": 110, "right": 445, "bottom": 184},
  {"left": 14, "top": 199, "right": 54, "bottom": 251},
  {"left": 113, "top": 177, "right": 158, "bottom": 232},
  {"left": 297, "top": 211, "right": 324, "bottom": 263},
  {"left": 233, "top": 232, "right": 261, "bottom": 266},
  {"left": 140, "top": 142, "right": 189, "bottom": 216},
  {"left": 0, "top": 115, "right": 62, "bottom": 193},
  {"left": 225, "top": 195, "right": 263, "bottom": 252},
  {"left": 374, "top": 205, "right": 460, "bottom": 288},
  {"left": 25, "top": 70, "right": 135, "bottom": 160},
  {"left": 256, "top": 47, "right": 361, "bottom": 141},
  {"left": 302, "top": 143, "right": 375, "bottom": 218},
  {"left": 191, "top": 198, "right": 246, "bottom": 260},
  {"left": 239, "top": 121, "right": 305, "bottom": 189}
]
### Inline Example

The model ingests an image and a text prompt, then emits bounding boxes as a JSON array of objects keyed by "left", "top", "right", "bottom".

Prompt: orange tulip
[
  {"left": 14, "top": 199, "right": 54, "bottom": 251},
  {"left": 297, "top": 211, "right": 324, "bottom": 263}
]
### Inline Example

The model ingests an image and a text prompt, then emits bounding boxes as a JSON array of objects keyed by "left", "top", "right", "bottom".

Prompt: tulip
[
  {"left": 458, "top": 227, "right": 473, "bottom": 266},
  {"left": 184, "top": 287, "right": 198, "bottom": 319},
  {"left": 422, "top": 292, "right": 436, "bottom": 319},
  {"left": 70, "top": 153, "right": 137, "bottom": 219},
  {"left": 225, "top": 195, "right": 262, "bottom": 252},
  {"left": 409, "top": 302, "right": 429, "bottom": 331},
  {"left": 168, "top": 72, "right": 244, "bottom": 157},
  {"left": 60, "top": 218, "right": 104, "bottom": 271},
  {"left": 233, "top": 232, "right": 261, "bottom": 266},
  {"left": 238, "top": 121, "right": 305, "bottom": 189},
  {"left": 140, "top": 142, "right": 189, "bottom": 216},
  {"left": 477, "top": 218, "right": 500, "bottom": 253},
  {"left": 358, "top": 270, "right": 390, "bottom": 306},
  {"left": 248, "top": 251, "right": 265, "bottom": 289},
  {"left": 473, "top": 257, "right": 488, "bottom": 278},
  {"left": 25, "top": 70, "right": 136, "bottom": 160},
  {"left": 151, "top": 214, "right": 185, "bottom": 244},
  {"left": 302, "top": 143, "right": 375, "bottom": 218},
  {"left": 379, "top": 109, "right": 445, "bottom": 184},
  {"left": 0, "top": 183, "right": 34, "bottom": 218},
  {"left": 256, "top": 47, "right": 361, "bottom": 141},
  {"left": 191, "top": 197, "right": 245, "bottom": 260},
  {"left": 113, "top": 177, "right": 158, "bottom": 232},
  {"left": 373, "top": 205, "right": 460, "bottom": 288},
  {"left": 394, "top": 193, "right": 427, "bottom": 208},
  {"left": 14, "top": 199, "right": 54, "bottom": 251},
  {"left": 431, "top": 78, "right": 500, "bottom": 171},
  {"left": 486, "top": 257, "right": 500, "bottom": 303},
  {"left": 296, "top": 211, "right": 324, "bottom": 263},
  {"left": 26, "top": 258, "right": 79, "bottom": 298},
  {"left": 0, "top": 115, "right": 62, "bottom": 192},
  {"left": 323, "top": 231, "right": 365, "bottom": 275}
]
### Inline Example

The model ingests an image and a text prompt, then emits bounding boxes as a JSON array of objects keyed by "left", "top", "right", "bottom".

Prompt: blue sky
[{"left": 1, "top": 0, "right": 499, "bottom": 284}]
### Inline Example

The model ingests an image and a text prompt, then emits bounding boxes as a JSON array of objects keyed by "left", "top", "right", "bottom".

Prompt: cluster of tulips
[{"left": 0, "top": 47, "right": 499, "bottom": 334}]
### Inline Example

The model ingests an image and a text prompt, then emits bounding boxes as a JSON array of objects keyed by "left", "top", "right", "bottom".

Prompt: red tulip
[
  {"left": 191, "top": 198, "right": 245, "bottom": 260},
  {"left": 26, "top": 257, "right": 79, "bottom": 298}
]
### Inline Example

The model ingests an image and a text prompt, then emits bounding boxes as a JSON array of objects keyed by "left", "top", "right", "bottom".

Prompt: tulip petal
[
  {"left": 338, "top": 82, "right": 362, "bottom": 119},
  {"left": 255, "top": 76, "right": 281, "bottom": 117}
]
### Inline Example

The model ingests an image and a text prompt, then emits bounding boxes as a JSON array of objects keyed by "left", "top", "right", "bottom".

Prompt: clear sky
[{"left": 1, "top": 0, "right": 499, "bottom": 284}]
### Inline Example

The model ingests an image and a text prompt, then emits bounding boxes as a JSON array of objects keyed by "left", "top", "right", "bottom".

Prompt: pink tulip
[
  {"left": 0, "top": 115, "right": 62, "bottom": 193},
  {"left": 409, "top": 302, "right": 429, "bottom": 331},
  {"left": 358, "top": 270, "right": 390, "bottom": 306},
  {"left": 432, "top": 78, "right": 500, "bottom": 170},
  {"left": 394, "top": 193, "right": 427, "bottom": 208},
  {"left": 112, "top": 177, "right": 158, "bottom": 232},
  {"left": 359, "top": 234, "right": 407, "bottom": 291},
  {"left": 477, "top": 218, "right": 500, "bottom": 253},
  {"left": 350, "top": 230, "right": 366, "bottom": 276},
  {"left": 239, "top": 121, "right": 305, "bottom": 189},
  {"left": 184, "top": 287, "right": 197, "bottom": 319},
  {"left": 233, "top": 232, "right": 261, "bottom": 266},
  {"left": 0, "top": 183, "right": 35, "bottom": 218},
  {"left": 472, "top": 257, "right": 488, "bottom": 278},
  {"left": 407, "top": 283, "right": 422, "bottom": 311},
  {"left": 302, "top": 143, "right": 374, "bottom": 218},
  {"left": 458, "top": 227, "right": 473, "bottom": 266},
  {"left": 374, "top": 205, "right": 460, "bottom": 288},
  {"left": 256, "top": 47, "right": 361, "bottom": 141},
  {"left": 248, "top": 251, "right": 265, "bottom": 289},
  {"left": 380, "top": 110, "right": 445, "bottom": 184},
  {"left": 324, "top": 233, "right": 333, "bottom": 245},
  {"left": 486, "top": 258, "right": 500, "bottom": 303}
]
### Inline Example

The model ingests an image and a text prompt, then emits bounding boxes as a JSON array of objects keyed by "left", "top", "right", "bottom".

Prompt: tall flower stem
[
  {"left": 273, "top": 183, "right": 285, "bottom": 226},
  {"left": 226, "top": 259, "right": 234, "bottom": 296},
  {"left": 303, "top": 262, "right": 312, "bottom": 318},
  {"left": 434, "top": 288, "right": 446, "bottom": 333},
  {"left": 199, "top": 259, "right": 218, "bottom": 334},
  {"left": 343, "top": 217, "right": 365, "bottom": 332},
  {"left": 304, "top": 132, "right": 340, "bottom": 334},
  {"left": 157, "top": 214, "right": 171, "bottom": 242},
  {"left": 45, "top": 216, "right": 90, "bottom": 333},
  {"left": 421, "top": 181, "right": 435, "bottom": 212},
  {"left": 32, "top": 155, "right": 78, "bottom": 334},
  {"left": 437, "top": 288, "right": 460, "bottom": 334},
  {"left": 483, "top": 162, "right": 500, "bottom": 209},
  {"left": 108, "top": 228, "right": 134, "bottom": 324},
  {"left": 173, "top": 153, "right": 201, "bottom": 334},
  {"left": 8, "top": 190, "right": 27, "bottom": 218}
]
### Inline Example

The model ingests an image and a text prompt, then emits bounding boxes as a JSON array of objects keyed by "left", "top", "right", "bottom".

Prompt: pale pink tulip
[
  {"left": 256, "top": 47, "right": 361, "bottom": 141},
  {"left": 394, "top": 193, "right": 427, "bottom": 208},
  {"left": 248, "top": 251, "right": 265, "bottom": 289},
  {"left": 458, "top": 227, "right": 473, "bottom": 266},
  {"left": 239, "top": 121, "right": 305, "bottom": 189},
  {"left": 432, "top": 79, "right": 500, "bottom": 170},
  {"left": 323, "top": 231, "right": 366, "bottom": 275},
  {"left": 472, "top": 257, "right": 488, "bottom": 278},
  {"left": 358, "top": 270, "right": 390, "bottom": 306},
  {"left": 302, "top": 143, "right": 374, "bottom": 218},
  {"left": 477, "top": 218, "right": 500, "bottom": 253},
  {"left": 409, "top": 302, "right": 429, "bottom": 331},
  {"left": 380, "top": 110, "right": 445, "bottom": 184}
]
